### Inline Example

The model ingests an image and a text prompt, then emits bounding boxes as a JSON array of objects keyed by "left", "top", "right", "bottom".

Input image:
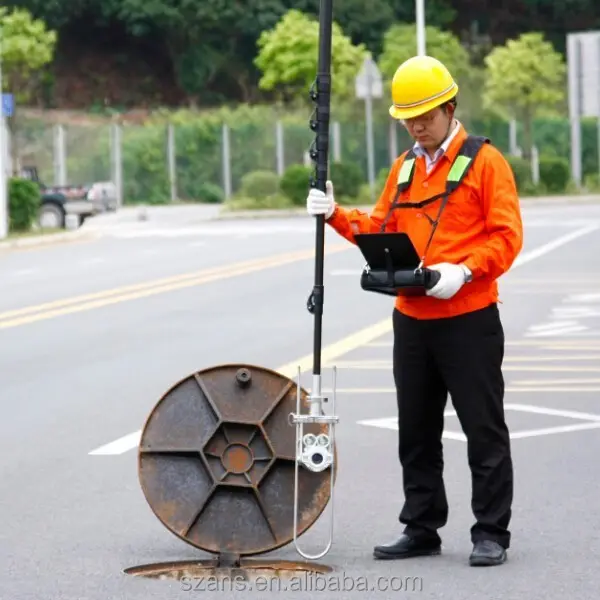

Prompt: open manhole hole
[{"left": 124, "top": 559, "right": 333, "bottom": 585}]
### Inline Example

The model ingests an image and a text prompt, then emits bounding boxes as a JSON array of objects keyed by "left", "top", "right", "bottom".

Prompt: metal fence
[
  {"left": 7, "top": 118, "right": 419, "bottom": 206},
  {"left": 4, "top": 114, "right": 598, "bottom": 205}
]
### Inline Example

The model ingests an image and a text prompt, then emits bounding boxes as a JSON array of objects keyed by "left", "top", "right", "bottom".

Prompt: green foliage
[
  {"left": 280, "top": 164, "right": 312, "bottom": 205},
  {"left": 5, "top": 0, "right": 600, "bottom": 110},
  {"left": 194, "top": 182, "right": 224, "bottom": 204},
  {"left": 376, "top": 167, "right": 389, "bottom": 191},
  {"left": 378, "top": 24, "right": 471, "bottom": 83},
  {"left": 43, "top": 108, "right": 599, "bottom": 210},
  {"left": 0, "top": 7, "right": 57, "bottom": 102},
  {"left": 223, "top": 194, "right": 294, "bottom": 211},
  {"left": 482, "top": 32, "right": 566, "bottom": 156},
  {"left": 584, "top": 174, "right": 600, "bottom": 193},
  {"left": 239, "top": 170, "right": 280, "bottom": 199},
  {"left": 96, "top": 0, "right": 291, "bottom": 101},
  {"left": 329, "top": 161, "right": 364, "bottom": 198},
  {"left": 8, "top": 177, "right": 40, "bottom": 231},
  {"left": 506, "top": 155, "right": 532, "bottom": 190},
  {"left": 538, "top": 156, "right": 570, "bottom": 193},
  {"left": 254, "top": 9, "right": 368, "bottom": 101},
  {"left": 225, "top": 168, "right": 293, "bottom": 210}
]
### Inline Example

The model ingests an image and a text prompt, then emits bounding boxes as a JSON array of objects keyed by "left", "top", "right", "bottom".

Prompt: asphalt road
[{"left": 2, "top": 202, "right": 600, "bottom": 600}]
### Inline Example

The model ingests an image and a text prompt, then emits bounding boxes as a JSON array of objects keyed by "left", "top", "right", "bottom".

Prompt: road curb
[
  {"left": 0, "top": 230, "right": 99, "bottom": 251},
  {"left": 213, "top": 195, "right": 600, "bottom": 220},
  {"left": 213, "top": 208, "right": 312, "bottom": 221}
]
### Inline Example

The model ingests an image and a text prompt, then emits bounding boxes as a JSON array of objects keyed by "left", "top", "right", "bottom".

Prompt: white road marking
[
  {"left": 511, "top": 224, "right": 599, "bottom": 268},
  {"left": 566, "top": 293, "right": 600, "bottom": 303},
  {"left": 330, "top": 269, "right": 363, "bottom": 276},
  {"left": 110, "top": 224, "right": 315, "bottom": 239},
  {"left": 89, "top": 225, "right": 600, "bottom": 455},
  {"left": 79, "top": 257, "right": 105, "bottom": 265},
  {"left": 365, "top": 339, "right": 600, "bottom": 348},
  {"left": 358, "top": 403, "right": 600, "bottom": 441},
  {"left": 88, "top": 431, "right": 143, "bottom": 455},
  {"left": 526, "top": 326, "right": 588, "bottom": 337},
  {"left": 514, "top": 378, "right": 600, "bottom": 385},
  {"left": 325, "top": 386, "right": 600, "bottom": 393},
  {"left": 327, "top": 359, "right": 600, "bottom": 372},
  {"left": 13, "top": 268, "right": 38, "bottom": 276}
]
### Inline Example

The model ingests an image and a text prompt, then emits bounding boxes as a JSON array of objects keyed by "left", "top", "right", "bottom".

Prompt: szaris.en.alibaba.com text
[{"left": 181, "top": 571, "right": 424, "bottom": 593}]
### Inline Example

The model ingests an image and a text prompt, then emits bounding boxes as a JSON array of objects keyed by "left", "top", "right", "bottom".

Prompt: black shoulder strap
[{"left": 379, "top": 134, "right": 490, "bottom": 234}]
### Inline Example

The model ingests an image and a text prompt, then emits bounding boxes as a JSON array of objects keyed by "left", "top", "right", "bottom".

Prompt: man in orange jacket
[{"left": 306, "top": 56, "right": 523, "bottom": 566}]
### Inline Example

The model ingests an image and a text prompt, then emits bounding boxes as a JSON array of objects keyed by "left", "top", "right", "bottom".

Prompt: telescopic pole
[{"left": 306, "top": 0, "right": 333, "bottom": 410}]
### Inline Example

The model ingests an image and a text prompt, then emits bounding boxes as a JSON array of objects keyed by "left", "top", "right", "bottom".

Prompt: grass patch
[
  {"left": 7, "top": 227, "right": 63, "bottom": 239},
  {"left": 221, "top": 194, "right": 296, "bottom": 211}
]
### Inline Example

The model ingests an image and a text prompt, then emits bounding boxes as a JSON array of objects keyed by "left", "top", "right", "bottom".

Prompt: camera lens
[{"left": 312, "top": 452, "right": 323, "bottom": 464}]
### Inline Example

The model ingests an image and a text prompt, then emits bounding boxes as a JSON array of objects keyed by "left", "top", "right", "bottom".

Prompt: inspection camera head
[{"left": 300, "top": 433, "right": 333, "bottom": 473}]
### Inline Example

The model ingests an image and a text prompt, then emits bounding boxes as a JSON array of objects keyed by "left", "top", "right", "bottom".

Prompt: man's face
[{"left": 403, "top": 105, "right": 453, "bottom": 150}]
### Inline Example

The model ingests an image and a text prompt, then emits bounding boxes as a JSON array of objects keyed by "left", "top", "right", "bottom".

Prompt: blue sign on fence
[{"left": 1, "top": 94, "right": 14, "bottom": 117}]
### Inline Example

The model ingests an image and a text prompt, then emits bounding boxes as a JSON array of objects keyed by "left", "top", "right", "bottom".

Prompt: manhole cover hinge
[{"left": 217, "top": 551, "right": 241, "bottom": 568}]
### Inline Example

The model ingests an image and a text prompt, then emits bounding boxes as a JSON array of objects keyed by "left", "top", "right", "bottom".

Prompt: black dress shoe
[
  {"left": 469, "top": 540, "right": 507, "bottom": 566},
  {"left": 373, "top": 534, "right": 441, "bottom": 560}
]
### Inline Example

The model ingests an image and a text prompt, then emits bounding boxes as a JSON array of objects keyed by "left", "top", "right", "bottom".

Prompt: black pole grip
[{"left": 307, "top": 0, "right": 333, "bottom": 378}]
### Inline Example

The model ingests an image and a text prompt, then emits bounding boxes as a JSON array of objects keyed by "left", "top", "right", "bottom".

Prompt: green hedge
[
  {"left": 8, "top": 178, "right": 40, "bottom": 232},
  {"left": 17, "top": 105, "right": 597, "bottom": 205}
]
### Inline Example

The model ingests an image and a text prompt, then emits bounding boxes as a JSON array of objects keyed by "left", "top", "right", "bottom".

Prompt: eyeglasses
[{"left": 403, "top": 110, "right": 441, "bottom": 127}]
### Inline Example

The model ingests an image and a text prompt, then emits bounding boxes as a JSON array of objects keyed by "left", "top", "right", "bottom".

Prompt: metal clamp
[{"left": 288, "top": 365, "right": 338, "bottom": 559}]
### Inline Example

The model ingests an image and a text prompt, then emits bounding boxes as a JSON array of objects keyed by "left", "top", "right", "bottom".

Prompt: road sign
[
  {"left": 567, "top": 30, "right": 600, "bottom": 186},
  {"left": 1, "top": 94, "right": 13, "bottom": 118},
  {"left": 567, "top": 31, "right": 600, "bottom": 119},
  {"left": 355, "top": 56, "right": 383, "bottom": 100}
]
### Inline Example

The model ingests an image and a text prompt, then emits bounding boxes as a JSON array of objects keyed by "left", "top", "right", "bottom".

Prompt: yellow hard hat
[{"left": 389, "top": 55, "right": 458, "bottom": 120}]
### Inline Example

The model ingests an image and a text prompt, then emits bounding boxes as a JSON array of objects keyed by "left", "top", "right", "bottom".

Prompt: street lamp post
[
  {"left": 355, "top": 55, "right": 383, "bottom": 201},
  {"left": 0, "top": 27, "right": 7, "bottom": 240},
  {"left": 416, "top": 0, "right": 426, "bottom": 56}
]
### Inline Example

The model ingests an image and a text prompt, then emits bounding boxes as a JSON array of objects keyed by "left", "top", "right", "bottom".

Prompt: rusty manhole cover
[
  {"left": 137, "top": 364, "right": 336, "bottom": 556},
  {"left": 124, "top": 559, "right": 333, "bottom": 585}
]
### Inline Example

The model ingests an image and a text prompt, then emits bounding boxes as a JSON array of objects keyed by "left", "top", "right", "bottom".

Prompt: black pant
[{"left": 392, "top": 303, "right": 513, "bottom": 549}]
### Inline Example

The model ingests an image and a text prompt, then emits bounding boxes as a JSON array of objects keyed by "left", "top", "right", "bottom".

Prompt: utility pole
[
  {"left": 355, "top": 56, "right": 383, "bottom": 201},
  {"left": 416, "top": 0, "right": 426, "bottom": 56},
  {"left": 0, "top": 26, "right": 7, "bottom": 240}
]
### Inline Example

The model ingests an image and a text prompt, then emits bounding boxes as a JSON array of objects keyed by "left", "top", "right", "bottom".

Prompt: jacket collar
[{"left": 412, "top": 120, "right": 466, "bottom": 170}]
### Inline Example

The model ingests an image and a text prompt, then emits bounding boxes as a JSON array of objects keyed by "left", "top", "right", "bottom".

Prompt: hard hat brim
[{"left": 389, "top": 83, "right": 458, "bottom": 120}]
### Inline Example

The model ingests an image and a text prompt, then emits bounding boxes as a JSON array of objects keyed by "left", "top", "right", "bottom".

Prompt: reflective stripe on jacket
[{"left": 326, "top": 124, "right": 524, "bottom": 319}]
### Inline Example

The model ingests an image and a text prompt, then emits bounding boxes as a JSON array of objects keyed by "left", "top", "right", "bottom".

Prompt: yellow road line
[
  {"left": 276, "top": 318, "right": 394, "bottom": 378},
  {"left": 0, "top": 244, "right": 349, "bottom": 330},
  {"left": 89, "top": 316, "right": 395, "bottom": 455}
]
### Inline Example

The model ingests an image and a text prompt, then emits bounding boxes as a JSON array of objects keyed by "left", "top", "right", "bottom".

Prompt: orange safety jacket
[{"left": 326, "top": 124, "right": 524, "bottom": 320}]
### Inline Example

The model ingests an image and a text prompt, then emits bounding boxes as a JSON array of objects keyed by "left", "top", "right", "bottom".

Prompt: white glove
[
  {"left": 425, "top": 263, "right": 470, "bottom": 300},
  {"left": 306, "top": 180, "right": 335, "bottom": 219}
]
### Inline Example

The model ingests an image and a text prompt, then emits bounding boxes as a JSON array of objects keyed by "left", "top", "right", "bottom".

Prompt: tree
[
  {"left": 377, "top": 24, "right": 471, "bottom": 83},
  {"left": 101, "top": 0, "right": 290, "bottom": 104},
  {"left": 254, "top": 9, "right": 368, "bottom": 103},
  {"left": 0, "top": 7, "right": 57, "bottom": 172},
  {"left": 482, "top": 32, "right": 566, "bottom": 158}
]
